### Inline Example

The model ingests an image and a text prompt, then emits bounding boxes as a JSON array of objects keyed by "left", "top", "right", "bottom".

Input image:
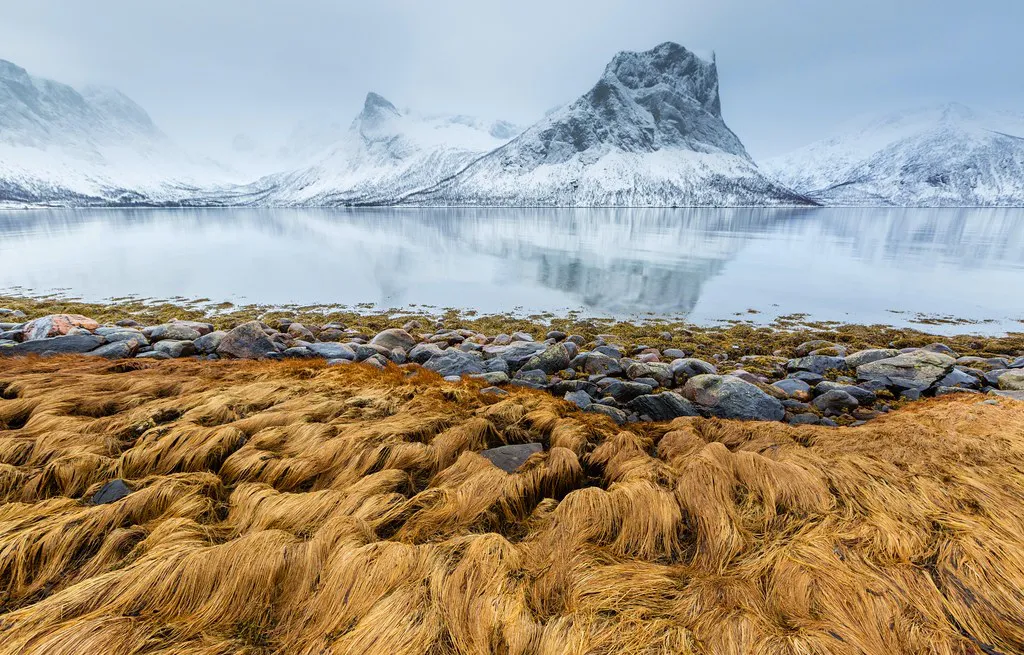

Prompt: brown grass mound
[{"left": 0, "top": 357, "right": 1022, "bottom": 654}]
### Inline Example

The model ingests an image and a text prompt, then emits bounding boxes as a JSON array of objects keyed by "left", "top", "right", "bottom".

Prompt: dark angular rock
[
  {"left": 87, "top": 340, "right": 139, "bottom": 359},
  {"left": 153, "top": 339, "right": 196, "bottom": 358},
  {"left": 593, "top": 344, "right": 624, "bottom": 359},
  {"left": 813, "top": 381, "right": 877, "bottom": 405},
  {"left": 899, "top": 388, "right": 922, "bottom": 401},
  {"left": 2, "top": 334, "right": 105, "bottom": 356},
  {"left": 812, "top": 390, "right": 859, "bottom": 415},
  {"left": 564, "top": 390, "right": 593, "bottom": 409},
  {"left": 480, "top": 443, "right": 543, "bottom": 472},
  {"left": 522, "top": 344, "right": 572, "bottom": 374},
  {"left": 627, "top": 393, "right": 700, "bottom": 421},
  {"left": 599, "top": 379, "right": 654, "bottom": 403},
  {"left": 91, "top": 479, "right": 132, "bottom": 505},
  {"left": 193, "top": 330, "right": 227, "bottom": 354},
  {"left": 936, "top": 367, "right": 981, "bottom": 390},
  {"left": 788, "top": 371, "right": 825, "bottom": 385},
  {"left": 788, "top": 413, "right": 820, "bottom": 426},
  {"left": 584, "top": 403, "right": 628, "bottom": 425}
]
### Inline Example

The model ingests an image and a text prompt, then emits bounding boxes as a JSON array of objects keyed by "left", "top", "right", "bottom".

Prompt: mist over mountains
[{"left": 1, "top": 43, "right": 1021, "bottom": 208}]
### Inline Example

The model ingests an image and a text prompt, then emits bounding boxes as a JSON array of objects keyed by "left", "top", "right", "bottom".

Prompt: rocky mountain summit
[{"left": 410, "top": 42, "right": 809, "bottom": 206}]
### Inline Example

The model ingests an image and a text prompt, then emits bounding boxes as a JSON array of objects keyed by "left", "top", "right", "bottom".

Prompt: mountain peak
[
  {"left": 358, "top": 92, "right": 400, "bottom": 123},
  {"left": 601, "top": 41, "right": 722, "bottom": 118},
  {"left": 0, "top": 59, "right": 30, "bottom": 83}
]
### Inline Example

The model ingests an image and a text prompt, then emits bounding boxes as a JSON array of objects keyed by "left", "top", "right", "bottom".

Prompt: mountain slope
[
  {"left": 405, "top": 42, "right": 810, "bottom": 207},
  {"left": 0, "top": 59, "right": 234, "bottom": 205},
  {"left": 245, "top": 93, "right": 522, "bottom": 205},
  {"left": 765, "top": 104, "right": 1024, "bottom": 206}
]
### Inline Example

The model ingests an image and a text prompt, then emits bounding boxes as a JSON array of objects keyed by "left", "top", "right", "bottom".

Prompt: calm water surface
[{"left": 0, "top": 207, "right": 1021, "bottom": 334}]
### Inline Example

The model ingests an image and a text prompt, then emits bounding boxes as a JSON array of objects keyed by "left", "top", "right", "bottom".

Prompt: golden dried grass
[{"left": 0, "top": 356, "right": 1022, "bottom": 654}]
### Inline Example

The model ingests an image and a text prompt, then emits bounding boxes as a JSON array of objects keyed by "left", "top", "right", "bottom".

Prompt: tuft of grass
[{"left": 0, "top": 357, "right": 1022, "bottom": 652}]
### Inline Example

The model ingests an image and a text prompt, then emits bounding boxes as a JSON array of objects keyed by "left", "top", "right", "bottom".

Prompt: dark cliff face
[{"left": 506, "top": 42, "right": 750, "bottom": 167}]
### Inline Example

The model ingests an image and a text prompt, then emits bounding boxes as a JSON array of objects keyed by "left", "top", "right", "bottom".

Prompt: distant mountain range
[
  {"left": 1, "top": 45, "right": 1021, "bottom": 207},
  {"left": 765, "top": 104, "right": 1024, "bottom": 206}
]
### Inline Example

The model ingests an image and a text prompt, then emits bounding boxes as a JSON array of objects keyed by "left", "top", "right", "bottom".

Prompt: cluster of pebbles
[{"left": 2, "top": 310, "right": 1023, "bottom": 426}]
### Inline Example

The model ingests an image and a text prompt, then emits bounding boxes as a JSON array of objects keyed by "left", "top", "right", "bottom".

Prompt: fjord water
[{"left": 0, "top": 207, "right": 1021, "bottom": 333}]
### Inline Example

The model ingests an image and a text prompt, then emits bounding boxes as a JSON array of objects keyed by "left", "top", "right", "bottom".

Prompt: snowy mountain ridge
[
  {"left": 2, "top": 47, "right": 1021, "bottom": 207},
  {"left": 765, "top": 103, "right": 1024, "bottom": 206},
  {"left": 403, "top": 42, "right": 809, "bottom": 206},
  {"left": 0, "top": 58, "right": 240, "bottom": 205},
  {"left": 230, "top": 91, "right": 524, "bottom": 206}
]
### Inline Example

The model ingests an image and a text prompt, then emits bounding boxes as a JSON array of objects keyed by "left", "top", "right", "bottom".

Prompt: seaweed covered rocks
[{"left": 0, "top": 309, "right": 1021, "bottom": 426}]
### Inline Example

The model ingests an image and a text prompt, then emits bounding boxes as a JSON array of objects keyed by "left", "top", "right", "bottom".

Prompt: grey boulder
[
  {"left": 424, "top": 350, "right": 485, "bottom": 377},
  {"left": 812, "top": 390, "right": 859, "bottom": 415},
  {"left": 522, "top": 343, "right": 572, "bottom": 374},
  {"left": 856, "top": 350, "right": 955, "bottom": 391},
  {"left": 148, "top": 323, "right": 201, "bottom": 342},
  {"left": 370, "top": 328, "right": 417, "bottom": 352},
  {"left": 845, "top": 349, "right": 900, "bottom": 369},
  {"left": 216, "top": 322, "right": 277, "bottom": 359},
  {"left": 669, "top": 358, "right": 718, "bottom": 381},
  {"left": 87, "top": 340, "right": 140, "bottom": 359},
  {"left": 786, "top": 355, "right": 847, "bottom": 376},
  {"left": 307, "top": 342, "right": 356, "bottom": 361},
  {"left": 193, "top": 330, "right": 227, "bottom": 354},
  {"left": 481, "top": 443, "right": 543, "bottom": 472},
  {"left": 683, "top": 374, "right": 785, "bottom": 422},
  {"left": 2, "top": 334, "right": 105, "bottom": 356}
]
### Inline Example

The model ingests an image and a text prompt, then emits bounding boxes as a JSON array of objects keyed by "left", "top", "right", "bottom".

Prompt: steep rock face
[
  {"left": 407, "top": 42, "right": 809, "bottom": 207},
  {"left": 248, "top": 93, "right": 522, "bottom": 206},
  {"left": 764, "top": 104, "right": 1024, "bottom": 206}
]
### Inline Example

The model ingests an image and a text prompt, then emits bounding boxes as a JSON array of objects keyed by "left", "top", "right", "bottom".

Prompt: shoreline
[{"left": 2, "top": 295, "right": 1022, "bottom": 428}]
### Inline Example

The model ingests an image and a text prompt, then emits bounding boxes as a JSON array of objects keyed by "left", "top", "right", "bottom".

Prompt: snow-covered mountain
[
  {"left": 404, "top": 42, "right": 810, "bottom": 207},
  {"left": 236, "top": 93, "right": 523, "bottom": 205},
  {"left": 0, "top": 59, "right": 237, "bottom": 205},
  {"left": 764, "top": 104, "right": 1024, "bottom": 206}
]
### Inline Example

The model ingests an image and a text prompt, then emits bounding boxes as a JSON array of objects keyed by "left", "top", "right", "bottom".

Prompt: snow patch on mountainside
[
  {"left": 407, "top": 42, "right": 809, "bottom": 206},
  {"left": 764, "top": 104, "right": 1024, "bottom": 206}
]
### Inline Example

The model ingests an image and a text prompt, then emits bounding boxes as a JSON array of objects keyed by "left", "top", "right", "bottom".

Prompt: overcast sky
[{"left": 1, "top": 0, "right": 1020, "bottom": 159}]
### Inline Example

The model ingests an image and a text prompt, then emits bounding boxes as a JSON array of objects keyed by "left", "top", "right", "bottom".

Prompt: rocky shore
[{"left": 1, "top": 308, "right": 1023, "bottom": 427}]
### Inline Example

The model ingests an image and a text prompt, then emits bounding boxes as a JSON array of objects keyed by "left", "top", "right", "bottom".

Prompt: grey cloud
[{"left": 1, "top": 0, "right": 1020, "bottom": 158}]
